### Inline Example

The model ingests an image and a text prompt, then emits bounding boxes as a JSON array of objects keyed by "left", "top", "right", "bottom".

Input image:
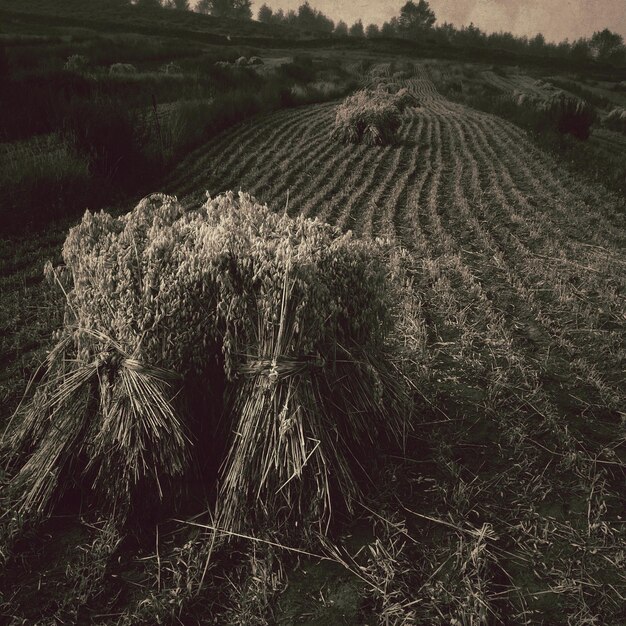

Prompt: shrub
[
  {"left": 248, "top": 56, "right": 263, "bottom": 65},
  {"left": 235, "top": 56, "right": 248, "bottom": 66},
  {"left": 541, "top": 92, "right": 595, "bottom": 140},
  {"left": 2, "top": 192, "right": 411, "bottom": 534},
  {"left": 64, "top": 54, "right": 89, "bottom": 72},
  {"left": 109, "top": 62, "right": 138, "bottom": 74},
  {"left": 160, "top": 61, "right": 182, "bottom": 74},
  {"left": 333, "top": 89, "right": 402, "bottom": 145}
]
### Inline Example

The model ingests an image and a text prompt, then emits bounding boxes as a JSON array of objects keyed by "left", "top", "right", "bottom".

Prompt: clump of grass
[
  {"left": 2, "top": 192, "right": 412, "bottom": 542},
  {"left": 602, "top": 107, "right": 626, "bottom": 134},
  {"left": 333, "top": 90, "right": 402, "bottom": 145},
  {"left": 109, "top": 62, "right": 137, "bottom": 74},
  {"left": 63, "top": 54, "right": 89, "bottom": 72},
  {"left": 0, "top": 133, "right": 91, "bottom": 232},
  {"left": 160, "top": 61, "right": 182, "bottom": 74}
]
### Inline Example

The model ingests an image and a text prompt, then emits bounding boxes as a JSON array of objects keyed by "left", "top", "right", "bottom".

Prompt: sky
[{"left": 255, "top": 0, "right": 626, "bottom": 43}]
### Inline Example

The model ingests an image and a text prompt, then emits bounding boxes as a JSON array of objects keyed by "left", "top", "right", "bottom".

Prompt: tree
[
  {"left": 398, "top": 0, "right": 435, "bottom": 38},
  {"left": 529, "top": 32, "right": 546, "bottom": 54},
  {"left": 297, "top": 1, "right": 316, "bottom": 30},
  {"left": 366, "top": 23, "right": 380, "bottom": 38},
  {"left": 257, "top": 3, "right": 273, "bottom": 23},
  {"left": 349, "top": 19, "right": 364, "bottom": 38},
  {"left": 590, "top": 29, "right": 625, "bottom": 63},
  {"left": 381, "top": 19, "right": 397, "bottom": 37},
  {"left": 196, "top": 0, "right": 251, "bottom": 19},
  {"left": 570, "top": 38, "right": 592, "bottom": 63},
  {"left": 334, "top": 20, "right": 348, "bottom": 36}
]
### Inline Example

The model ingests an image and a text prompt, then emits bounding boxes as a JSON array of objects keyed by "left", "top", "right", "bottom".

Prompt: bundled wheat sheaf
[
  {"left": 510, "top": 89, "right": 596, "bottom": 138},
  {"left": 333, "top": 89, "right": 403, "bottom": 145},
  {"left": 2, "top": 192, "right": 412, "bottom": 533}
]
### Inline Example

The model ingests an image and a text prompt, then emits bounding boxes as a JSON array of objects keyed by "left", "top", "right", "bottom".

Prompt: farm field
[
  {"left": 1, "top": 60, "right": 625, "bottom": 624},
  {"left": 167, "top": 66, "right": 623, "bottom": 622}
]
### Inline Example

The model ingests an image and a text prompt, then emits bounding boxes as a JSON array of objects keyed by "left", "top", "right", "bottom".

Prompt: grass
[
  {"left": 0, "top": 133, "right": 90, "bottom": 228},
  {"left": 0, "top": 44, "right": 359, "bottom": 233}
]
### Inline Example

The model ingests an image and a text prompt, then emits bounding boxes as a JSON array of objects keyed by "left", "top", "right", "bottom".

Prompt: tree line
[{"left": 128, "top": 0, "right": 625, "bottom": 66}]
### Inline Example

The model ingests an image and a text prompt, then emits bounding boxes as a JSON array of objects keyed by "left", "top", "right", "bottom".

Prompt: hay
[
  {"left": 3, "top": 192, "right": 412, "bottom": 534},
  {"left": 333, "top": 90, "right": 402, "bottom": 145},
  {"left": 393, "top": 87, "right": 419, "bottom": 111},
  {"left": 508, "top": 90, "right": 596, "bottom": 140}
]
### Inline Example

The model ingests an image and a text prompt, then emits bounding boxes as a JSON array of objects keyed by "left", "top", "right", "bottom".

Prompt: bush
[
  {"left": 279, "top": 56, "right": 315, "bottom": 83},
  {"left": 2, "top": 192, "right": 410, "bottom": 534},
  {"left": 542, "top": 92, "right": 596, "bottom": 140},
  {"left": 160, "top": 61, "right": 182, "bottom": 74},
  {"left": 506, "top": 90, "right": 595, "bottom": 140},
  {"left": 109, "top": 62, "right": 138, "bottom": 74},
  {"left": 333, "top": 89, "right": 402, "bottom": 145}
]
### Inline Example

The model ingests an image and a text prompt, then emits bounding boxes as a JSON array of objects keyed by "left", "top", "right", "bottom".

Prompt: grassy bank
[{"left": 0, "top": 48, "right": 357, "bottom": 233}]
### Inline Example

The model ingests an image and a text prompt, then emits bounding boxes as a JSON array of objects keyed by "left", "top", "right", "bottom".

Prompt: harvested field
[
  {"left": 159, "top": 69, "right": 626, "bottom": 620},
  {"left": 2, "top": 63, "right": 625, "bottom": 624},
  {"left": 165, "top": 66, "right": 626, "bottom": 431}
]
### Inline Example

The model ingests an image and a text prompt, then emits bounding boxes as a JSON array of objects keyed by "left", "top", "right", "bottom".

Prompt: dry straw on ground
[
  {"left": 1, "top": 191, "right": 413, "bottom": 538},
  {"left": 333, "top": 89, "right": 403, "bottom": 145}
]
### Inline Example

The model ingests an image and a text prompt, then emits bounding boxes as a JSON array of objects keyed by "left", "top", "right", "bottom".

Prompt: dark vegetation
[
  {"left": 0, "top": 12, "right": 357, "bottom": 233},
  {"left": 431, "top": 64, "right": 626, "bottom": 196}
]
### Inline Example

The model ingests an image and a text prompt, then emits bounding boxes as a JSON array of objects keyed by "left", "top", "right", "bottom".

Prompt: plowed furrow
[
  {"left": 244, "top": 111, "right": 336, "bottom": 205},
  {"left": 376, "top": 112, "right": 427, "bottom": 240},
  {"left": 451, "top": 113, "right": 624, "bottom": 405},
  {"left": 344, "top": 115, "right": 418, "bottom": 236},
  {"left": 203, "top": 106, "right": 332, "bottom": 197},
  {"left": 393, "top": 113, "right": 434, "bottom": 253},
  {"left": 478, "top": 114, "right": 625, "bottom": 247},
  {"left": 168, "top": 104, "right": 325, "bottom": 197}
]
